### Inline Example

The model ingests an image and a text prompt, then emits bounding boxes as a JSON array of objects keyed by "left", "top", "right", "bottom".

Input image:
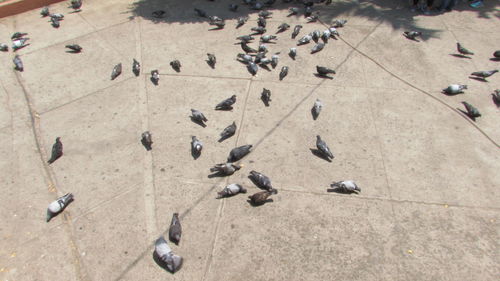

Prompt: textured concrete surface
[{"left": 0, "top": 0, "right": 499, "bottom": 280}]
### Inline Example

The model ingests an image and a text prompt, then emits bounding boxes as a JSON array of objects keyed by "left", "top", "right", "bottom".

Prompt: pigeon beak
[{"left": 239, "top": 164, "right": 244, "bottom": 168}]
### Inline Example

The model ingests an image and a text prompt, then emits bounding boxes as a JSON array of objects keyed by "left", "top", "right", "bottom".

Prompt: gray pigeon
[
  {"left": 132, "top": 59, "right": 140, "bottom": 76},
  {"left": 217, "top": 184, "right": 247, "bottom": 199},
  {"left": 279, "top": 66, "right": 288, "bottom": 81},
  {"left": 51, "top": 16, "right": 60, "bottom": 28},
  {"left": 311, "top": 42, "right": 325, "bottom": 54},
  {"left": 168, "top": 213, "right": 182, "bottom": 245},
  {"left": 248, "top": 190, "right": 277, "bottom": 206},
  {"left": 65, "top": 44, "right": 82, "bottom": 53},
  {"left": 237, "top": 53, "right": 253, "bottom": 64},
  {"left": 305, "top": 6, "right": 313, "bottom": 17},
  {"left": 316, "top": 135, "right": 334, "bottom": 159},
  {"left": 271, "top": 53, "right": 279, "bottom": 69},
  {"left": 170, "top": 60, "right": 181, "bottom": 72},
  {"left": 461, "top": 101, "right": 481, "bottom": 120},
  {"left": 457, "top": 43, "right": 474, "bottom": 56},
  {"left": 297, "top": 34, "right": 312, "bottom": 45},
  {"left": 46, "top": 193, "right": 74, "bottom": 222},
  {"left": 288, "top": 7, "right": 299, "bottom": 16},
  {"left": 251, "top": 26, "right": 266, "bottom": 35},
  {"left": 276, "top": 23, "right": 290, "bottom": 33},
  {"left": 311, "top": 30, "right": 321, "bottom": 42},
  {"left": 403, "top": 31, "right": 421, "bottom": 40},
  {"left": 154, "top": 236, "right": 183, "bottom": 273},
  {"left": 40, "top": 6, "right": 50, "bottom": 17},
  {"left": 493, "top": 51, "right": 500, "bottom": 58},
  {"left": 220, "top": 122, "right": 237, "bottom": 141},
  {"left": 0, "top": 43, "right": 8, "bottom": 52},
  {"left": 12, "top": 38, "right": 29, "bottom": 50},
  {"left": 141, "top": 131, "right": 153, "bottom": 151},
  {"left": 190, "top": 109, "right": 207, "bottom": 125},
  {"left": 150, "top": 70, "right": 159, "bottom": 85},
  {"left": 321, "top": 30, "right": 331, "bottom": 43},
  {"left": 442, "top": 84, "right": 467, "bottom": 95},
  {"left": 306, "top": 15, "right": 319, "bottom": 23},
  {"left": 291, "top": 25, "right": 302, "bottom": 39},
  {"left": 48, "top": 137, "right": 63, "bottom": 164},
  {"left": 207, "top": 53, "right": 216, "bottom": 68},
  {"left": 492, "top": 90, "right": 500, "bottom": 106},
  {"left": 332, "top": 19, "right": 347, "bottom": 27},
  {"left": 258, "top": 16, "right": 267, "bottom": 28},
  {"left": 331, "top": 180, "right": 361, "bottom": 193},
  {"left": 194, "top": 8, "right": 208, "bottom": 17},
  {"left": 236, "top": 17, "right": 248, "bottom": 28},
  {"left": 50, "top": 13, "right": 64, "bottom": 20},
  {"left": 247, "top": 62, "right": 258, "bottom": 76},
  {"left": 249, "top": 170, "right": 273, "bottom": 191},
  {"left": 258, "top": 10, "right": 272, "bottom": 18},
  {"left": 13, "top": 55, "right": 23, "bottom": 72},
  {"left": 11, "top": 32, "right": 28, "bottom": 40},
  {"left": 236, "top": 35, "right": 254, "bottom": 43},
  {"left": 241, "top": 42, "right": 257, "bottom": 53},
  {"left": 215, "top": 95, "right": 236, "bottom": 110},
  {"left": 111, "top": 63, "right": 122, "bottom": 80},
  {"left": 228, "top": 145, "right": 252, "bottom": 162},
  {"left": 312, "top": 99, "right": 323, "bottom": 120},
  {"left": 191, "top": 136, "right": 203, "bottom": 156},
  {"left": 316, "top": 66, "right": 336, "bottom": 77},
  {"left": 209, "top": 19, "right": 225, "bottom": 29},
  {"left": 329, "top": 27, "right": 339, "bottom": 39},
  {"left": 260, "top": 35, "right": 277, "bottom": 43},
  {"left": 210, "top": 162, "right": 242, "bottom": 175},
  {"left": 229, "top": 4, "right": 239, "bottom": 11},
  {"left": 70, "top": 0, "right": 82, "bottom": 12},
  {"left": 261, "top": 88, "right": 271, "bottom": 106},
  {"left": 470, "top": 70, "right": 498, "bottom": 81},
  {"left": 289, "top": 48, "right": 297, "bottom": 60}
]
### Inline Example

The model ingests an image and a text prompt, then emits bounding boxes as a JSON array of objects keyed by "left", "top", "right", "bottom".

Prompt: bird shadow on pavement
[
  {"left": 309, "top": 148, "right": 332, "bottom": 163},
  {"left": 124, "top": 0, "right": 500, "bottom": 40},
  {"left": 218, "top": 134, "right": 233, "bottom": 143},
  {"left": 313, "top": 73, "right": 334, "bottom": 80},
  {"left": 327, "top": 186, "right": 358, "bottom": 194},
  {"left": 450, "top": 54, "right": 472, "bottom": 59},
  {"left": 468, "top": 76, "right": 488, "bottom": 83},
  {"left": 208, "top": 171, "right": 229, "bottom": 178},
  {"left": 456, "top": 108, "right": 477, "bottom": 122},
  {"left": 490, "top": 58, "right": 500, "bottom": 62}
]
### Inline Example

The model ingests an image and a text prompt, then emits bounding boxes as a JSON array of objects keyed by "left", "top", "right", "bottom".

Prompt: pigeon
[
  {"left": 249, "top": 170, "right": 273, "bottom": 191},
  {"left": 236, "top": 17, "right": 248, "bottom": 28},
  {"left": 311, "top": 30, "right": 321, "bottom": 42},
  {"left": 40, "top": 6, "right": 50, "bottom": 17},
  {"left": 403, "top": 31, "right": 421, "bottom": 40},
  {"left": 252, "top": 2, "right": 264, "bottom": 10},
  {"left": 51, "top": 16, "right": 60, "bottom": 28},
  {"left": 237, "top": 53, "right": 253, "bottom": 64},
  {"left": 291, "top": 25, "right": 302, "bottom": 39},
  {"left": 70, "top": 0, "right": 82, "bottom": 12},
  {"left": 152, "top": 10, "right": 166, "bottom": 18},
  {"left": 258, "top": 16, "right": 267, "bottom": 28},
  {"left": 321, "top": 30, "right": 331, "bottom": 43},
  {"left": 271, "top": 53, "right": 279, "bottom": 69},
  {"left": 228, "top": 145, "right": 252, "bottom": 162},
  {"left": 248, "top": 190, "right": 277, "bottom": 206},
  {"left": 217, "top": 184, "right": 247, "bottom": 199},
  {"left": 264, "top": 0, "right": 276, "bottom": 6},
  {"left": 215, "top": 95, "right": 237, "bottom": 110},
  {"left": 316, "top": 66, "right": 336, "bottom": 77},
  {"left": 276, "top": 23, "right": 290, "bottom": 33},
  {"left": 258, "top": 10, "right": 272, "bottom": 18},
  {"left": 50, "top": 13, "right": 64, "bottom": 20},
  {"left": 329, "top": 27, "right": 340, "bottom": 38},
  {"left": 150, "top": 70, "right": 159, "bottom": 85},
  {"left": 111, "top": 63, "right": 122, "bottom": 80},
  {"left": 247, "top": 62, "right": 258, "bottom": 76},
  {"left": 220, "top": 122, "right": 237, "bottom": 141},
  {"left": 306, "top": 15, "right": 319, "bottom": 23},
  {"left": 279, "top": 66, "right": 288, "bottom": 81},
  {"left": 154, "top": 236, "right": 183, "bottom": 273},
  {"left": 289, "top": 48, "right": 297, "bottom": 60},
  {"left": 65, "top": 44, "right": 82, "bottom": 53},
  {"left": 11, "top": 32, "right": 27, "bottom": 40},
  {"left": 492, "top": 90, "right": 500, "bottom": 106},
  {"left": 168, "top": 213, "right": 182, "bottom": 245},
  {"left": 442, "top": 84, "right": 467, "bottom": 95},
  {"left": 303, "top": 0, "right": 314, "bottom": 7},
  {"left": 260, "top": 35, "right": 277, "bottom": 43},
  {"left": 261, "top": 88, "right": 271, "bottom": 106},
  {"left": 250, "top": 26, "right": 266, "bottom": 35},
  {"left": 132, "top": 59, "right": 140, "bottom": 76},
  {"left": 190, "top": 109, "right": 208, "bottom": 125},
  {"left": 331, "top": 180, "right": 361, "bottom": 193},
  {"left": 0, "top": 43, "right": 8, "bottom": 52},
  {"left": 311, "top": 43, "right": 325, "bottom": 54},
  {"left": 297, "top": 34, "right": 312, "bottom": 45},
  {"left": 46, "top": 193, "right": 74, "bottom": 222},
  {"left": 457, "top": 42, "right": 474, "bottom": 56},
  {"left": 312, "top": 99, "right": 323, "bottom": 120},
  {"left": 229, "top": 4, "right": 239, "bottom": 11},
  {"left": 48, "top": 137, "right": 63, "bottom": 164},
  {"left": 141, "top": 131, "right": 153, "bottom": 151},
  {"left": 209, "top": 19, "right": 225, "bottom": 29},
  {"left": 207, "top": 53, "right": 216, "bottom": 68},
  {"left": 210, "top": 162, "right": 242, "bottom": 175},
  {"left": 12, "top": 38, "right": 29, "bottom": 51},
  {"left": 194, "top": 8, "right": 208, "bottom": 17},
  {"left": 170, "top": 60, "right": 181, "bottom": 72},
  {"left": 332, "top": 19, "right": 347, "bottom": 27},
  {"left": 493, "top": 51, "right": 500, "bottom": 59},
  {"left": 13, "top": 55, "right": 23, "bottom": 72},
  {"left": 304, "top": 6, "right": 313, "bottom": 17},
  {"left": 191, "top": 136, "right": 203, "bottom": 156},
  {"left": 288, "top": 7, "right": 299, "bottom": 16},
  {"left": 470, "top": 70, "right": 498, "bottom": 81},
  {"left": 236, "top": 35, "right": 255, "bottom": 44},
  {"left": 461, "top": 101, "right": 481, "bottom": 120},
  {"left": 258, "top": 45, "right": 268, "bottom": 54},
  {"left": 241, "top": 42, "right": 258, "bottom": 53},
  {"left": 316, "top": 135, "right": 334, "bottom": 159}
]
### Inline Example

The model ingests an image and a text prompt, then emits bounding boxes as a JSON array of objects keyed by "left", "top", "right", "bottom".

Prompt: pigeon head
[
  {"left": 316, "top": 135, "right": 321, "bottom": 140},
  {"left": 239, "top": 186, "right": 248, "bottom": 193}
]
